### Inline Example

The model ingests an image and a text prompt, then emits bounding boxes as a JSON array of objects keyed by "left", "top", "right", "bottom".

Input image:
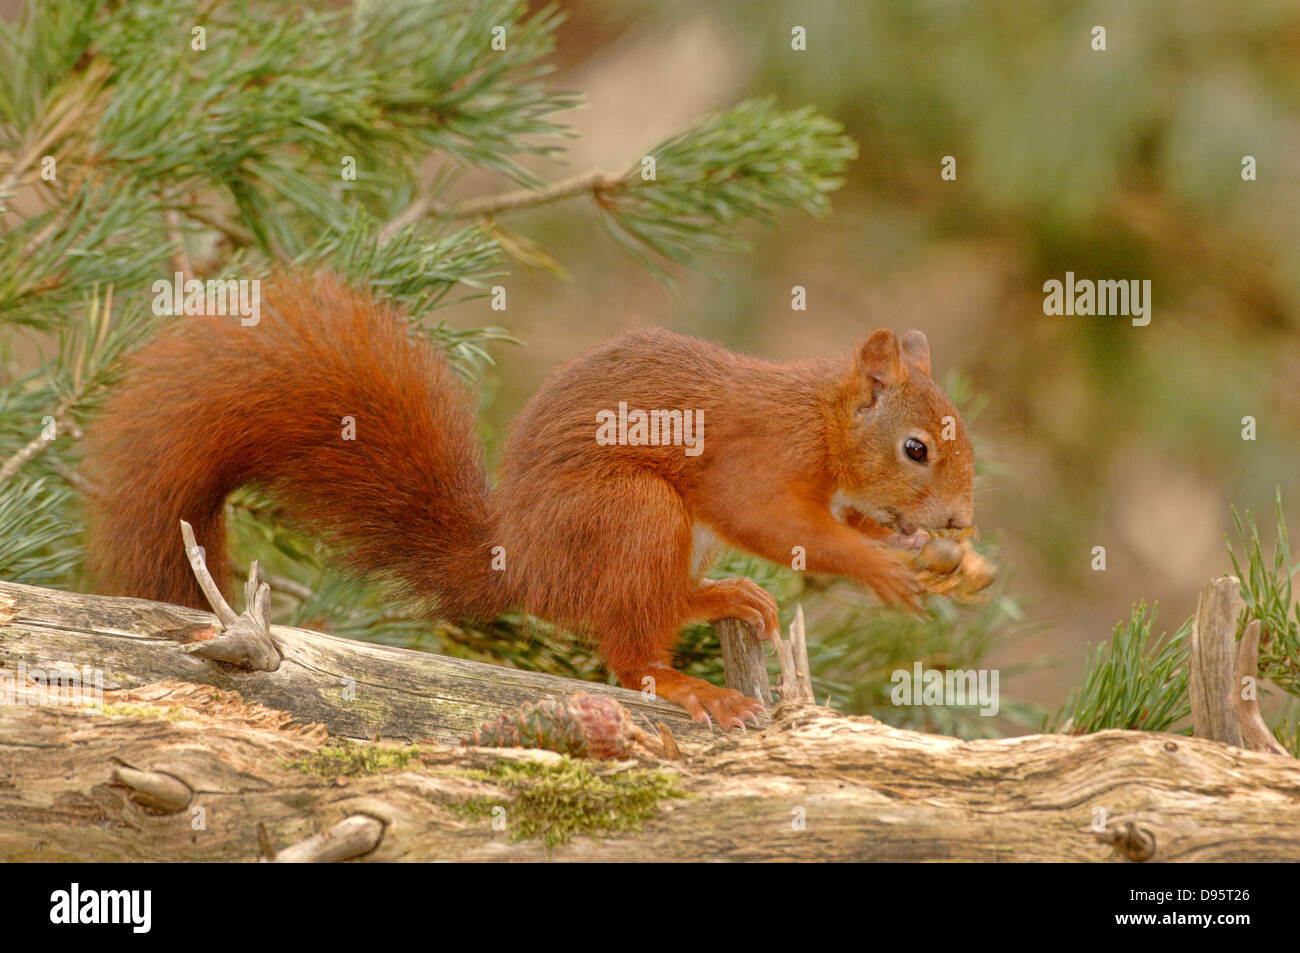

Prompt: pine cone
[
  {"left": 888, "top": 527, "right": 997, "bottom": 602},
  {"left": 463, "top": 693, "right": 643, "bottom": 760}
]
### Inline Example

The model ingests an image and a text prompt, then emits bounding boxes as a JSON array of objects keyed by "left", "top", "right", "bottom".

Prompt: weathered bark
[
  {"left": 2, "top": 679, "right": 1300, "bottom": 861},
  {"left": 716, "top": 617, "right": 772, "bottom": 706},
  {"left": 0, "top": 579, "right": 711, "bottom": 745},
  {"left": 1188, "top": 576, "right": 1290, "bottom": 756},
  {"left": 1190, "top": 576, "right": 1244, "bottom": 746}
]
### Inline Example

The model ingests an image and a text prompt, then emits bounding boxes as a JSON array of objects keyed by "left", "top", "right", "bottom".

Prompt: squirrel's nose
[{"left": 946, "top": 512, "right": 972, "bottom": 530}]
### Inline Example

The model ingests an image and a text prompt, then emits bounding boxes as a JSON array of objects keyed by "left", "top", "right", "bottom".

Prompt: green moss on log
[
  {"left": 449, "top": 757, "right": 686, "bottom": 849},
  {"left": 286, "top": 741, "right": 422, "bottom": 777}
]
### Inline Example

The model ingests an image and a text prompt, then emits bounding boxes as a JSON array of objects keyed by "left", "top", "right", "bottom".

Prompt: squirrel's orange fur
[{"left": 84, "top": 272, "right": 974, "bottom": 726}]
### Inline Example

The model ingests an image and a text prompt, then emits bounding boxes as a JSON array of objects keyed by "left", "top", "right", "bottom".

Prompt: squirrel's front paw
[
  {"left": 688, "top": 577, "right": 780, "bottom": 641},
  {"left": 867, "top": 552, "right": 925, "bottom": 611}
]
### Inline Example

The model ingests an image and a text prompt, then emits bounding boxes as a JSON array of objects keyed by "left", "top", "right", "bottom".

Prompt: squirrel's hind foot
[{"left": 623, "top": 665, "right": 763, "bottom": 730}]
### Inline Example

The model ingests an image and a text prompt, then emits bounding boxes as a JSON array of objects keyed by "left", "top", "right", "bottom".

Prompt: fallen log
[
  {"left": 0, "top": 578, "right": 711, "bottom": 745},
  {"left": 4, "top": 579, "right": 1300, "bottom": 861},
  {"left": 2, "top": 679, "right": 1300, "bottom": 860}
]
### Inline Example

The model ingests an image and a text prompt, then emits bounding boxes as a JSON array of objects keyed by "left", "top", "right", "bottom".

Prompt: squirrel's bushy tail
[{"left": 83, "top": 271, "right": 507, "bottom": 620}]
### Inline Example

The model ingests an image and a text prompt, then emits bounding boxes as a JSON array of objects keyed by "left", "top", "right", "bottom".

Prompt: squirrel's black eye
[{"left": 904, "top": 438, "right": 927, "bottom": 463}]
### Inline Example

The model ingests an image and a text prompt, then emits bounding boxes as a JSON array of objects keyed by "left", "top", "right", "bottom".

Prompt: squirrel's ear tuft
[
  {"left": 857, "top": 329, "right": 906, "bottom": 386},
  {"left": 900, "top": 330, "right": 931, "bottom": 377}
]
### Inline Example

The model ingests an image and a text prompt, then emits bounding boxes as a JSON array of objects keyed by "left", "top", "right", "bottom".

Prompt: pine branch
[
  {"left": 597, "top": 98, "right": 857, "bottom": 284},
  {"left": 0, "top": 283, "right": 150, "bottom": 490},
  {"left": 1047, "top": 604, "right": 1192, "bottom": 735},
  {"left": 0, "top": 17, "right": 109, "bottom": 219},
  {"left": 0, "top": 476, "right": 79, "bottom": 585},
  {"left": 380, "top": 170, "right": 621, "bottom": 240},
  {"left": 381, "top": 99, "right": 859, "bottom": 286},
  {"left": 1228, "top": 488, "right": 1300, "bottom": 696},
  {"left": 174, "top": 202, "right": 256, "bottom": 250},
  {"left": 0, "top": 395, "right": 73, "bottom": 485}
]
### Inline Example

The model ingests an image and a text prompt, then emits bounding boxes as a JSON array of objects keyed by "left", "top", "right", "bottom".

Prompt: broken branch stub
[
  {"left": 1190, "top": 576, "right": 1244, "bottom": 747},
  {"left": 1190, "top": 576, "right": 1292, "bottom": 758},
  {"left": 717, "top": 617, "right": 773, "bottom": 707},
  {"left": 269, "top": 815, "right": 385, "bottom": 863},
  {"left": 1232, "top": 619, "right": 1290, "bottom": 757},
  {"left": 178, "top": 519, "right": 282, "bottom": 671},
  {"left": 775, "top": 604, "right": 816, "bottom": 705}
]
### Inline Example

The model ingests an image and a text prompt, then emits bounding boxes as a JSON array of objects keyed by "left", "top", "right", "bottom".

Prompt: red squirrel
[{"left": 84, "top": 272, "right": 974, "bottom": 727}]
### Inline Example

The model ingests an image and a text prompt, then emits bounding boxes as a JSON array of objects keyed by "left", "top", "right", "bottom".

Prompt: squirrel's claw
[{"left": 636, "top": 667, "right": 764, "bottom": 732}]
